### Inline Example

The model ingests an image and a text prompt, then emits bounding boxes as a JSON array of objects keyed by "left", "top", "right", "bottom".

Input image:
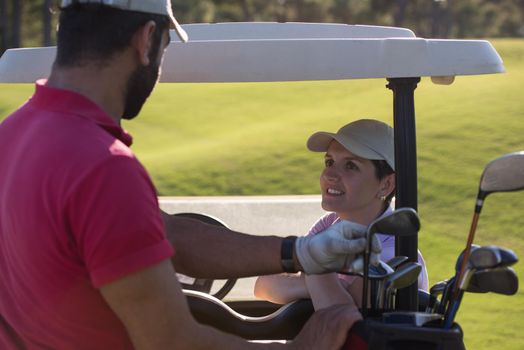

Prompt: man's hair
[
  {"left": 55, "top": 3, "right": 170, "bottom": 67},
  {"left": 372, "top": 159, "right": 395, "bottom": 204}
]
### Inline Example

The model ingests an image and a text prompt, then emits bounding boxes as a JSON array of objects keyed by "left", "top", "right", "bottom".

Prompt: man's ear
[{"left": 132, "top": 20, "right": 157, "bottom": 66}]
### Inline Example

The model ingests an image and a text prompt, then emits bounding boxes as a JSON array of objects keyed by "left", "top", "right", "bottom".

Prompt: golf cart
[{"left": 1, "top": 22, "right": 518, "bottom": 348}]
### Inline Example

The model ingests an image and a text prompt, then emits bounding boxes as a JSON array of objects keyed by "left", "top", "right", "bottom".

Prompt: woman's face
[{"left": 320, "top": 141, "right": 394, "bottom": 224}]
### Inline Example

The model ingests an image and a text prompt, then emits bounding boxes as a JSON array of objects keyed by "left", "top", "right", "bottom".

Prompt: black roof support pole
[{"left": 386, "top": 77, "right": 421, "bottom": 312}]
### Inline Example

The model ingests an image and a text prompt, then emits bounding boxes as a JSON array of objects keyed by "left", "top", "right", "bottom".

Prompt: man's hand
[
  {"left": 291, "top": 303, "right": 362, "bottom": 350},
  {"left": 295, "top": 220, "right": 382, "bottom": 274}
]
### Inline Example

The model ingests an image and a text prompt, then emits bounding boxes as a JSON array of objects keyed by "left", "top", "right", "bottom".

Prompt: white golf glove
[
  {"left": 349, "top": 234, "right": 382, "bottom": 272},
  {"left": 295, "top": 220, "right": 382, "bottom": 274}
]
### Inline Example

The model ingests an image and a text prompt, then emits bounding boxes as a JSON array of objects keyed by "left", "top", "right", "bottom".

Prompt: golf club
[
  {"left": 383, "top": 262, "right": 422, "bottom": 310},
  {"left": 466, "top": 267, "right": 518, "bottom": 295},
  {"left": 445, "top": 151, "right": 524, "bottom": 328},
  {"left": 437, "top": 247, "right": 473, "bottom": 316},
  {"left": 437, "top": 245, "right": 516, "bottom": 314},
  {"left": 438, "top": 247, "right": 479, "bottom": 316},
  {"left": 444, "top": 245, "right": 518, "bottom": 319},
  {"left": 498, "top": 246, "right": 519, "bottom": 266},
  {"left": 426, "top": 279, "right": 448, "bottom": 313},
  {"left": 361, "top": 208, "right": 420, "bottom": 317},
  {"left": 386, "top": 256, "right": 409, "bottom": 270},
  {"left": 469, "top": 245, "right": 518, "bottom": 269},
  {"left": 339, "top": 260, "right": 394, "bottom": 312},
  {"left": 338, "top": 260, "right": 393, "bottom": 279},
  {"left": 371, "top": 261, "right": 395, "bottom": 311},
  {"left": 442, "top": 266, "right": 519, "bottom": 326},
  {"left": 438, "top": 276, "right": 455, "bottom": 315}
]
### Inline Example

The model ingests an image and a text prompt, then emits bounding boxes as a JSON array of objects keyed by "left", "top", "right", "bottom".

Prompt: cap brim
[
  {"left": 307, "top": 132, "right": 337, "bottom": 152},
  {"left": 170, "top": 18, "right": 188, "bottom": 42},
  {"left": 167, "top": 7, "right": 188, "bottom": 42}
]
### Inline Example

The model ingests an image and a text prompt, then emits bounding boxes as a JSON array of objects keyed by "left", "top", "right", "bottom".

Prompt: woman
[{"left": 254, "top": 119, "right": 428, "bottom": 311}]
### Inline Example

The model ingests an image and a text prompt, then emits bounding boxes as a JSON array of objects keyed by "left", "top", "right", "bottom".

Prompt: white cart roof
[{"left": 0, "top": 22, "right": 504, "bottom": 83}]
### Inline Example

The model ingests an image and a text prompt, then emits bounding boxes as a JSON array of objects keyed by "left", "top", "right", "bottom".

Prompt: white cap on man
[{"left": 61, "top": 0, "right": 189, "bottom": 43}]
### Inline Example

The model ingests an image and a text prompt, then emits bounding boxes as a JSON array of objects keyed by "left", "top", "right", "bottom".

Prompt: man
[{"left": 0, "top": 1, "right": 375, "bottom": 348}]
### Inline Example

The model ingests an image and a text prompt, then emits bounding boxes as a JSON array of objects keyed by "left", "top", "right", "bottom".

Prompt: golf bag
[{"left": 342, "top": 317, "right": 465, "bottom": 350}]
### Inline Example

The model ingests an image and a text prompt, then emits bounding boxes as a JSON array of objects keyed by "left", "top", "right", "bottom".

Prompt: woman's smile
[{"left": 326, "top": 188, "right": 345, "bottom": 196}]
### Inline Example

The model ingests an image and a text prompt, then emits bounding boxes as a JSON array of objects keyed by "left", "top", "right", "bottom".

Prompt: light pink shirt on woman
[{"left": 306, "top": 207, "right": 429, "bottom": 291}]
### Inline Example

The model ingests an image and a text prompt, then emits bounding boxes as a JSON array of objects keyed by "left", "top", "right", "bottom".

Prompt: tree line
[{"left": 1, "top": 0, "right": 524, "bottom": 56}]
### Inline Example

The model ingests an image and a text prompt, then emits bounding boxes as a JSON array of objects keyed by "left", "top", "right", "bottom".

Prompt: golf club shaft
[
  {"left": 444, "top": 290, "right": 463, "bottom": 328},
  {"left": 438, "top": 277, "right": 454, "bottom": 314},
  {"left": 362, "top": 245, "right": 370, "bottom": 317},
  {"left": 444, "top": 211, "right": 480, "bottom": 329},
  {"left": 452, "top": 213, "right": 480, "bottom": 302}
]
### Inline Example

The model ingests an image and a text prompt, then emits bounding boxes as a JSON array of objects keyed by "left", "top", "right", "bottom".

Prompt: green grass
[{"left": 2, "top": 38, "right": 524, "bottom": 349}]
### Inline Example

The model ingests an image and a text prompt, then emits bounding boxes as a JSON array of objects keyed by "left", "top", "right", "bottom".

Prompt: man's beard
[{"left": 121, "top": 59, "right": 160, "bottom": 120}]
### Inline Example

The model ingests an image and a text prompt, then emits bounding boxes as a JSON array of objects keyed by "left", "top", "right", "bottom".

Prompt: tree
[
  {"left": 11, "top": 0, "right": 21, "bottom": 48},
  {"left": 431, "top": 0, "right": 451, "bottom": 38},
  {"left": 1, "top": 0, "right": 523, "bottom": 58},
  {"left": 0, "top": 0, "right": 7, "bottom": 55},
  {"left": 43, "top": 0, "right": 52, "bottom": 46},
  {"left": 394, "top": 0, "right": 409, "bottom": 27}
]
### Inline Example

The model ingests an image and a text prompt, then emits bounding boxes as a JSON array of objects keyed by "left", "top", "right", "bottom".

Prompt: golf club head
[
  {"left": 384, "top": 262, "right": 422, "bottom": 309},
  {"left": 388, "top": 262, "right": 422, "bottom": 290},
  {"left": 469, "top": 245, "right": 502, "bottom": 269},
  {"left": 467, "top": 267, "right": 519, "bottom": 295},
  {"left": 378, "top": 260, "right": 395, "bottom": 273},
  {"left": 458, "top": 245, "right": 518, "bottom": 270},
  {"left": 367, "top": 207, "right": 420, "bottom": 238},
  {"left": 339, "top": 260, "right": 393, "bottom": 278},
  {"left": 426, "top": 282, "right": 448, "bottom": 314},
  {"left": 455, "top": 244, "right": 480, "bottom": 271},
  {"left": 370, "top": 260, "right": 395, "bottom": 277},
  {"left": 386, "top": 256, "right": 409, "bottom": 270},
  {"left": 430, "top": 279, "right": 449, "bottom": 297},
  {"left": 458, "top": 245, "right": 517, "bottom": 290},
  {"left": 497, "top": 246, "right": 519, "bottom": 267},
  {"left": 479, "top": 151, "right": 524, "bottom": 197}
]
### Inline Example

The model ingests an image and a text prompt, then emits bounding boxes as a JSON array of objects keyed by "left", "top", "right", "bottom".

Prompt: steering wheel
[{"left": 173, "top": 212, "right": 237, "bottom": 300}]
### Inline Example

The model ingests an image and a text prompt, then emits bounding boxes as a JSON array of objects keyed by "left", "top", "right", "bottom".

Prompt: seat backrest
[{"left": 185, "top": 290, "right": 314, "bottom": 340}]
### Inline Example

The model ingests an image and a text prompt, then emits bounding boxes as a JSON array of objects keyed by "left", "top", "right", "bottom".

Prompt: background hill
[{"left": 1, "top": 38, "right": 523, "bottom": 349}]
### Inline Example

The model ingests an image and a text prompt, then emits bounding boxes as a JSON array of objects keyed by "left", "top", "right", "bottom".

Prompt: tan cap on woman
[{"left": 307, "top": 119, "right": 395, "bottom": 170}]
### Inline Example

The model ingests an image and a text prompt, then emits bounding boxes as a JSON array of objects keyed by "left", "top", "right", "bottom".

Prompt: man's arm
[
  {"left": 162, "top": 211, "right": 369, "bottom": 278},
  {"left": 162, "top": 213, "right": 294, "bottom": 278},
  {"left": 100, "top": 259, "right": 361, "bottom": 350}
]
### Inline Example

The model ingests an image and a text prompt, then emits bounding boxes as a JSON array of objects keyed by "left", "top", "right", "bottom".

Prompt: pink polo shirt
[{"left": 0, "top": 81, "right": 174, "bottom": 349}]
